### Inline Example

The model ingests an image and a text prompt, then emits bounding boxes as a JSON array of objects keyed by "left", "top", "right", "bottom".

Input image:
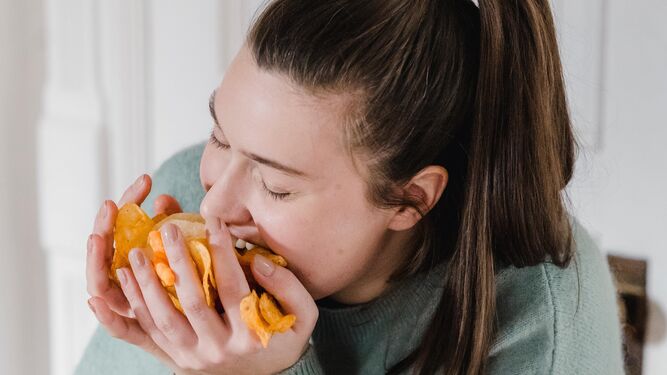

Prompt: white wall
[
  {"left": 560, "top": 2, "right": 667, "bottom": 373},
  {"left": 36, "top": 1, "right": 263, "bottom": 374},
  {"left": 0, "top": 0, "right": 49, "bottom": 374}
]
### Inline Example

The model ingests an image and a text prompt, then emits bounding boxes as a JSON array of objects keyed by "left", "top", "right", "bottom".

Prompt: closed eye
[{"left": 209, "top": 130, "right": 229, "bottom": 150}]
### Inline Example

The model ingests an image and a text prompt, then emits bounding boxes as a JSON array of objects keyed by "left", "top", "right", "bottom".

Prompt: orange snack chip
[
  {"left": 110, "top": 202, "right": 295, "bottom": 346},
  {"left": 240, "top": 290, "right": 273, "bottom": 348},
  {"left": 259, "top": 292, "right": 296, "bottom": 333},
  {"left": 110, "top": 203, "right": 155, "bottom": 283}
]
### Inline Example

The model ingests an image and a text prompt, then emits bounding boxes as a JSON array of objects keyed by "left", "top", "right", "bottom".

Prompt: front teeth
[{"left": 235, "top": 238, "right": 257, "bottom": 250}]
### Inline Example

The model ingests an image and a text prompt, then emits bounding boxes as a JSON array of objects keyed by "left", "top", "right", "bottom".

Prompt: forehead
[{"left": 214, "top": 48, "right": 356, "bottom": 180}]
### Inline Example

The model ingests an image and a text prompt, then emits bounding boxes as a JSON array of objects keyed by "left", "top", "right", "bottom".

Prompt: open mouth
[{"left": 234, "top": 238, "right": 258, "bottom": 253}]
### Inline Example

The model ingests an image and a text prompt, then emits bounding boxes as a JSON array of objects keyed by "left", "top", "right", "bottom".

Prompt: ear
[{"left": 387, "top": 165, "right": 448, "bottom": 231}]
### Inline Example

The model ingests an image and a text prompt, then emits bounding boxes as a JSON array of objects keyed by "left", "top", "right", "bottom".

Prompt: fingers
[
  {"left": 160, "top": 223, "right": 226, "bottom": 340},
  {"left": 154, "top": 194, "right": 183, "bottom": 216},
  {"left": 128, "top": 247, "right": 196, "bottom": 347},
  {"left": 205, "top": 218, "right": 250, "bottom": 328},
  {"left": 115, "top": 268, "right": 170, "bottom": 348},
  {"left": 118, "top": 174, "right": 152, "bottom": 208},
  {"left": 86, "top": 233, "right": 134, "bottom": 317},
  {"left": 88, "top": 296, "right": 174, "bottom": 366},
  {"left": 92, "top": 200, "right": 117, "bottom": 262},
  {"left": 251, "top": 255, "right": 318, "bottom": 335},
  {"left": 88, "top": 200, "right": 133, "bottom": 317}
]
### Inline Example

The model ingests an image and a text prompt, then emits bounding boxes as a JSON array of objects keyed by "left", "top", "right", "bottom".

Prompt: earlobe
[{"left": 387, "top": 166, "right": 448, "bottom": 231}]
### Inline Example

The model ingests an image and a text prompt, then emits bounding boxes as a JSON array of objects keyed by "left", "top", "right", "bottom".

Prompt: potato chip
[
  {"left": 155, "top": 262, "right": 175, "bottom": 287},
  {"left": 148, "top": 230, "right": 175, "bottom": 287},
  {"left": 110, "top": 203, "right": 155, "bottom": 283},
  {"left": 151, "top": 213, "right": 168, "bottom": 224},
  {"left": 187, "top": 239, "right": 216, "bottom": 307},
  {"left": 240, "top": 290, "right": 272, "bottom": 348},
  {"left": 154, "top": 213, "right": 206, "bottom": 240},
  {"left": 259, "top": 292, "right": 296, "bottom": 333},
  {"left": 238, "top": 247, "right": 287, "bottom": 268},
  {"left": 110, "top": 203, "right": 295, "bottom": 347}
]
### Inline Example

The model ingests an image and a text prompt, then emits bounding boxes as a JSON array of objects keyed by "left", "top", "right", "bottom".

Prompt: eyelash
[
  {"left": 208, "top": 130, "right": 292, "bottom": 201},
  {"left": 208, "top": 130, "right": 229, "bottom": 150}
]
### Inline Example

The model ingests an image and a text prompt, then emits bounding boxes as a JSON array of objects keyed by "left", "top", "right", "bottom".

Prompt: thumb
[{"left": 250, "top": 254, "right": 318, "bottom": 335}]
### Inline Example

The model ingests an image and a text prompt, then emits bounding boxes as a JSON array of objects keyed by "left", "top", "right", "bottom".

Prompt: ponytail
[{"left": 397, "top": 0, "right": 577, "bottom": 373}]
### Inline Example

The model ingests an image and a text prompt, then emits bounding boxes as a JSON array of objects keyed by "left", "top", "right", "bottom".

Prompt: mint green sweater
[{"left": 75, "top": 143, "right": 625, "bottom": 375}]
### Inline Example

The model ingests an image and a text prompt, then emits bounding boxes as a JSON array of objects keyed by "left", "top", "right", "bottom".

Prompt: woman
[{"left": 78, "top": 0, "right": 624, "bottom": 373}]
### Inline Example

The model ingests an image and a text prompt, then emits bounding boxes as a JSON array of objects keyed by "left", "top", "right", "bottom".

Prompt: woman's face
[{"left": 199, "top": 47, "right": 412, "bottom": 303}]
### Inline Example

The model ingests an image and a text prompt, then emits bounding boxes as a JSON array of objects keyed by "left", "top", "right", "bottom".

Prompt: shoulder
[
  {"left": 144, "top": 142, "right": 207, "bottom": 215},
  {"left": 488, "top": 216, "right": 625, "bottom": 374},
  {"left": 74, "top": 327, "right": 171, "bottom": 375}
]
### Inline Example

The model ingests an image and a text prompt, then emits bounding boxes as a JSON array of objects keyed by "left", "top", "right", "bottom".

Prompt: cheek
[{"left": 255, "top": 189, "right": 386, "bottom": 298}]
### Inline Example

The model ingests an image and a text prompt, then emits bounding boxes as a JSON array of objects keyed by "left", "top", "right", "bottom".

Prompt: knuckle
[
  {"left": 108, "top": 323, "right": 127, "bottom": 340},
  {"left": 189, "top": 360, "right": 207, "bottom": 372},
  {"left": 206, "top": 350, "right": 227, "bottom": 366},
  {"left": 166, "top": 249, "right": 187, "bottom": 265},
  {"left": 182, "top": 299, "right": 208, "bottom": 317},
  {"left": 86, "top": 285, "right": 97, "bottom": 296},
  {"left": 236, "top": 334, "right": 262, "bottom": 354},
  {"left": 86, "top": 280, "right": 109, "bottom": 297},
  {"left": 218, "top": 276, "right": 245, "bottom": 296},
  {"left": 155, "top": 318, "right": 177, "bottom": 336},
  {"left": 173, "top": 357, "right": 188, "bottom": 370},
  {"left": 247, "top": 339, "right": 263, "bottom": 353}
]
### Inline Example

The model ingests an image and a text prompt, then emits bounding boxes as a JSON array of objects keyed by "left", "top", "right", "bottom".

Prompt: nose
[{"left": 199, "top": 158, "right": 253, "bottom": 225}]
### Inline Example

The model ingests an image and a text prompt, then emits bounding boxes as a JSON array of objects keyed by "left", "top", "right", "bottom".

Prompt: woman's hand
[
  {"left": 87, "top": 202, "right": 319, "bottom": 374},
  {"left": 86, "top": 174, "right": 182, "bottom": 318}
]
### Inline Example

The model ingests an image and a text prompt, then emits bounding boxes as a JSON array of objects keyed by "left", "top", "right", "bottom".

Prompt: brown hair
[{"left": 248, "top": 0, "right": 577, "bottom": 373}]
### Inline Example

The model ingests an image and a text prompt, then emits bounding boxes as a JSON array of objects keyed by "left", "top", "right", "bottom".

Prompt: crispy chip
[
  {"left": 187, "top": 239, "right": 216, "bottom": 307},
  {"left": 110, "top": 204, "right": 294, "bottom": 348},
  {"left": 240, "top": 290, "right": 272, "bottom": 348},
  {"left": 148, "top": 230, "right": 175, "bottom": 287},
  {"left": 238, "top": 247, "right": 287, "bottom": 267},
  {"left": 154, "top": 213, "right": 206, "bottom": 240},
  {"left": 155, "top": 262, "right": 175, "bottom": 287},
  {"left": 258, "top": 292, "right": 284, "bottom": 326},
  {"left": 259, "top": 292, "right": 296, "bottom": 333},
  {"left": 110, "top": 203, "right": 155, "bottom": 283},
  {"left": 151, "top": 213, "right": 168, "bottom": 224}
]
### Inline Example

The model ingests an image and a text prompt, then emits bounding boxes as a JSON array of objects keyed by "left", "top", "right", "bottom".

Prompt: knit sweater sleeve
[
  {"left": 75, "top": 143, "right": 206, "bottom": 375},
  {"left": 487, "top": 217, "right": 625, "bottom": 375},
  {"left": 277, "top": 344, "right": 325, "bottom": 375}
]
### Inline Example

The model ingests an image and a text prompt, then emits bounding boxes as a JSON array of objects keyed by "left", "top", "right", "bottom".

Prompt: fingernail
[
  {"left": 87, "top": 234, "right": 94, "bottom": 254},
  {"left": 134, "top": 174, "right": 145, "bottom": 187},
  {"left": 130, "top": 248, "right": 146, "bottom": 267},
  {"left": 253, "top": 254, "right": 275, "bottom": 277},
  {"left": 87, "top": 299, "right": 96, "bottom": 314},
  {"left": 116, "top": 268, "right": 127, "bottom": 286},
  {"left": 161, "top": 223, "right": 178, "bottom": 244},
  {"left": 101, "top": 202, "right": 108, "bottom": 219}
]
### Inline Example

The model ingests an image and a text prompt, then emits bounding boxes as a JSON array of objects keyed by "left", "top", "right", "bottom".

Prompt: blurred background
[{"left": 0, "top": 0, "right": 665, "bottom": 374}]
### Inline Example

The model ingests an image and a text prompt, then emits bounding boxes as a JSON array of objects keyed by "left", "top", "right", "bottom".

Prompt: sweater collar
[{"left": 312, "top": 260, "right": 448, "bottom": 344}]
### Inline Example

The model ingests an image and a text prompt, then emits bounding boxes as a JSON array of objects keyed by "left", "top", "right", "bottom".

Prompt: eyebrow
[{"left": 208, "top": 89, "right": 312, "bottom": 179}]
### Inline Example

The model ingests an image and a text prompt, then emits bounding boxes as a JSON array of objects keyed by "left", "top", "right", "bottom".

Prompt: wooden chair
[{"left": 607, "top": 255, "right": 648, "bottom": 375}]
